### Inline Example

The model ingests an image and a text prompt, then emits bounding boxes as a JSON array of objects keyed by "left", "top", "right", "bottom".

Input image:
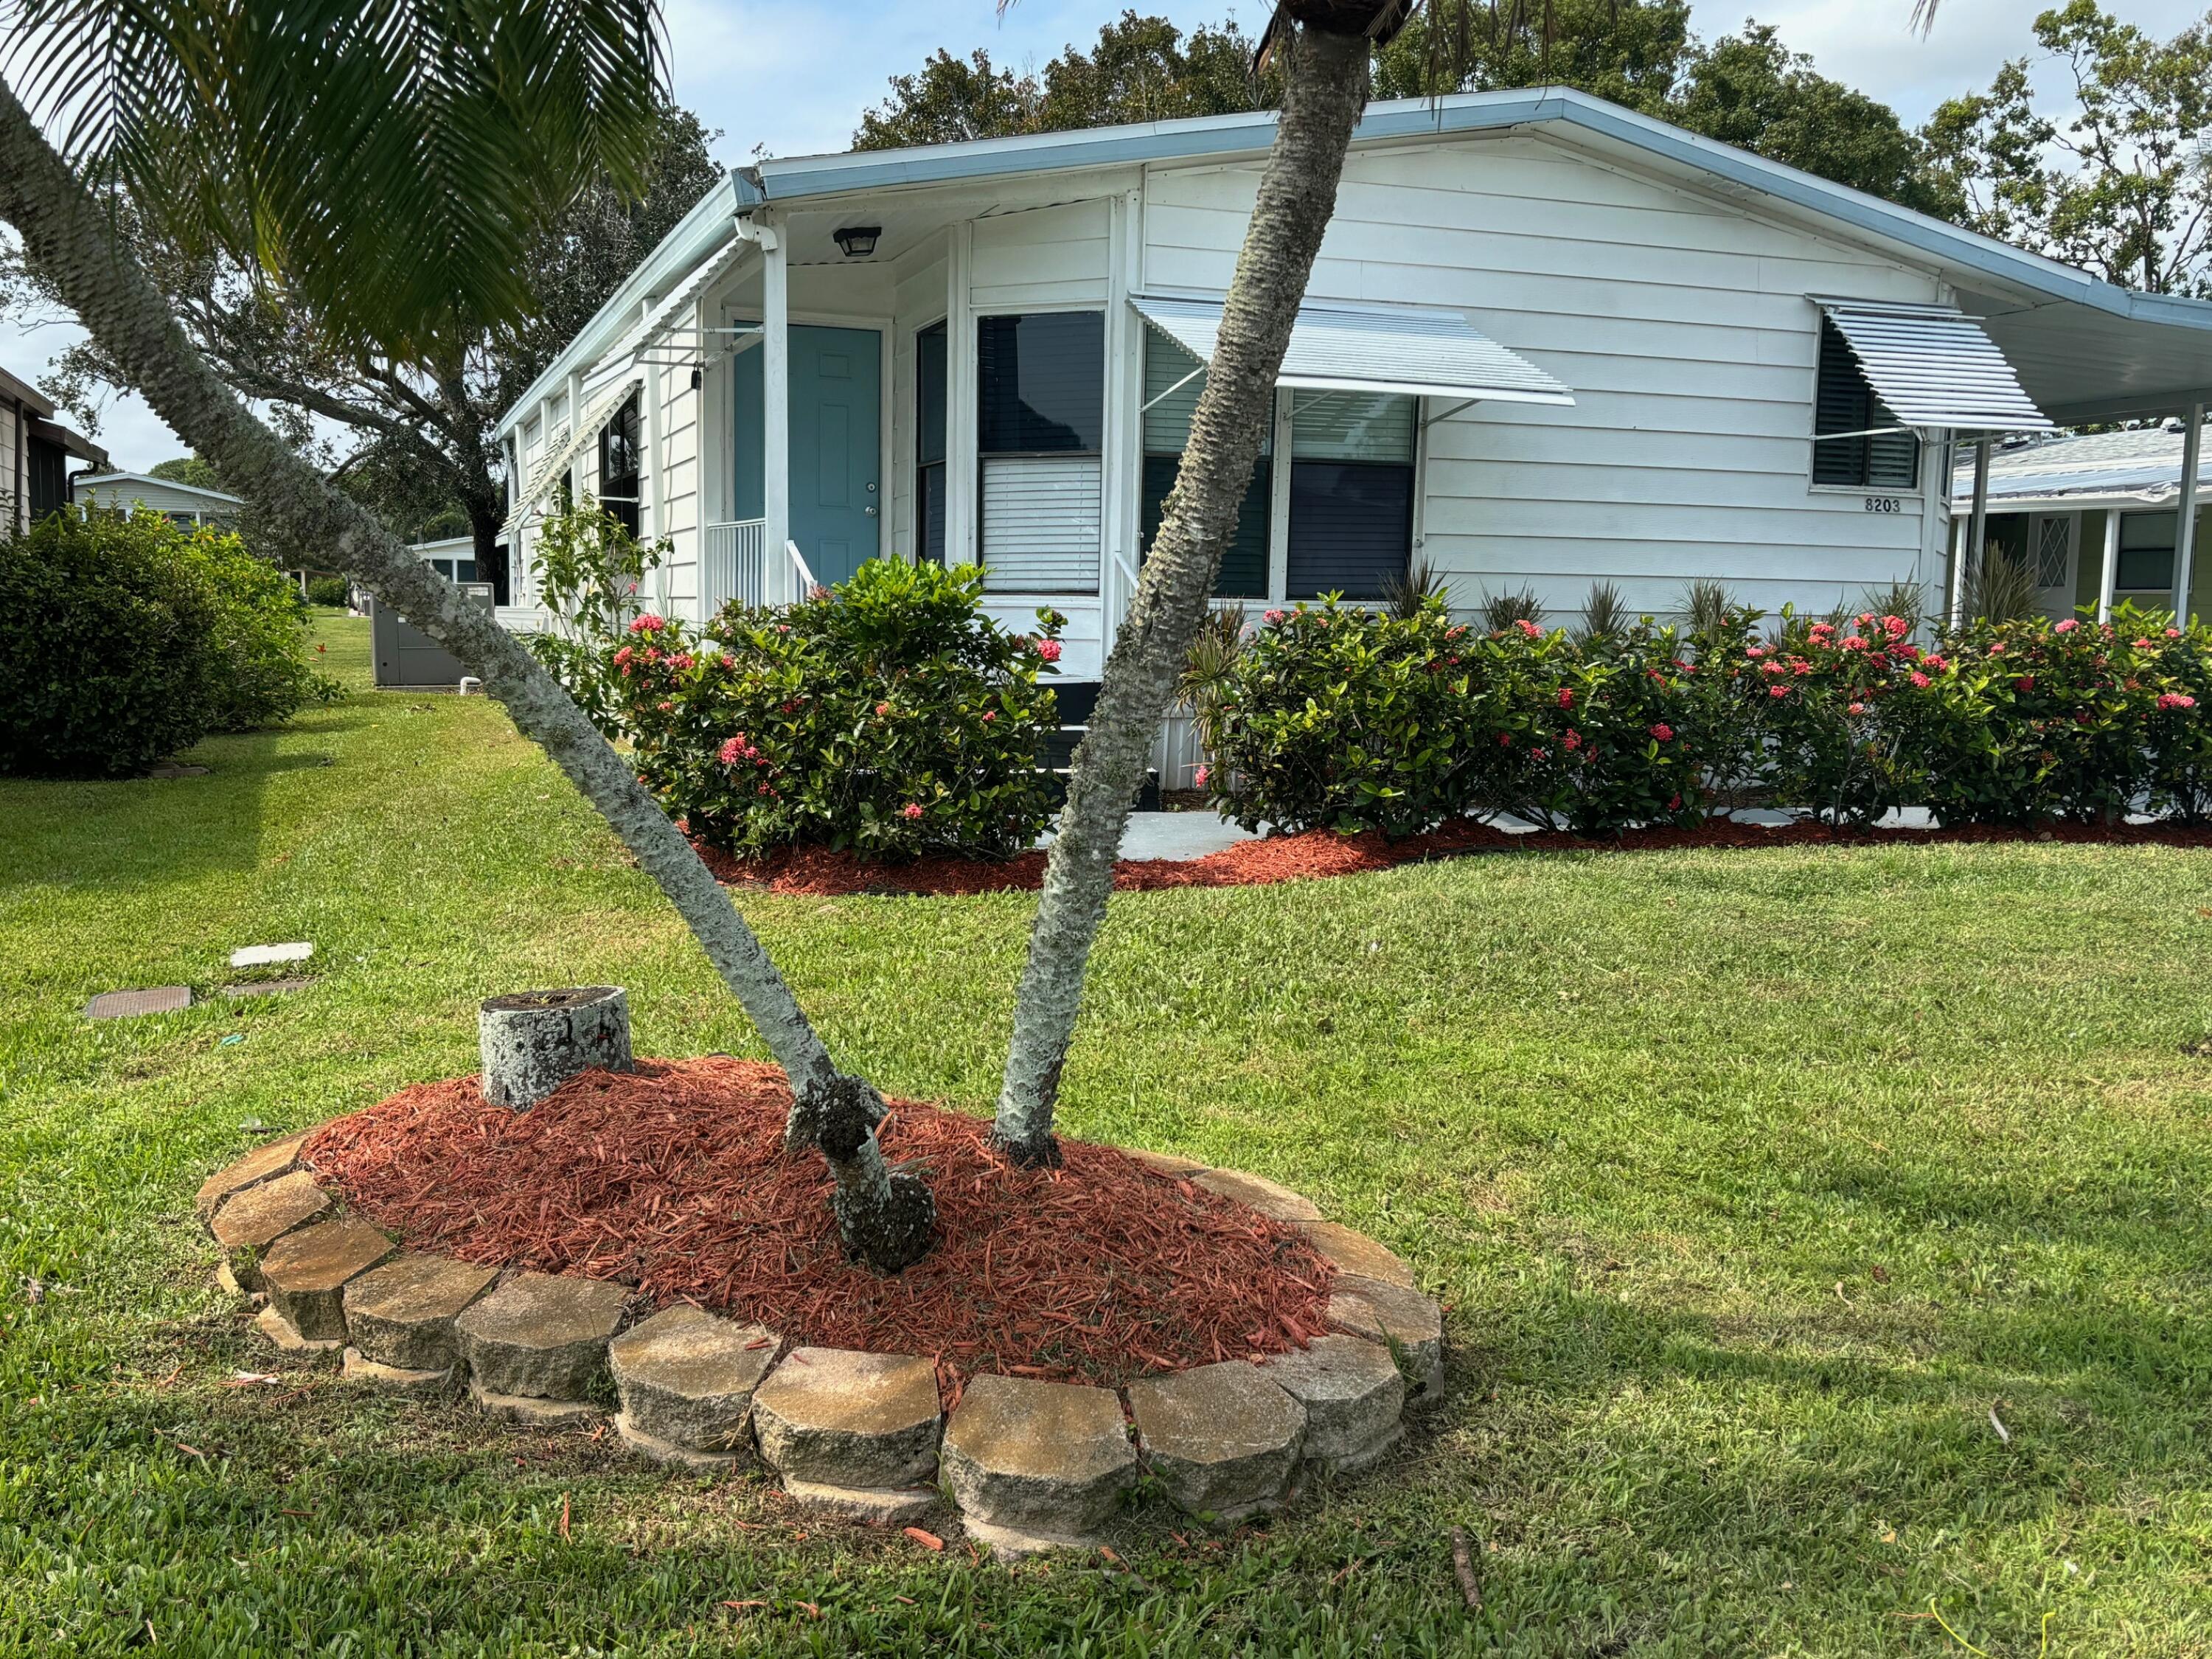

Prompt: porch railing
[{"left": 703, "top": 518, "right": 767, "bottom": 613}]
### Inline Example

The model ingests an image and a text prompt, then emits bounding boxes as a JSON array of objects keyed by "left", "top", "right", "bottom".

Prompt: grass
[{"left": 4, "top": 613, "right": 2211, "bottom": 1655}]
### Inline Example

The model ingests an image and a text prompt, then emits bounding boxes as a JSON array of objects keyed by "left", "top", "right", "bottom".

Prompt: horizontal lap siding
[
  {"left": 972, "top": 198, "right": 1111, "bottom": 311},
  {"left": 1144, "top": 136, "right": 1941, "bottom": 622},
  {"left": 659, "top": 363, "right": 700, "bottom": 615}
]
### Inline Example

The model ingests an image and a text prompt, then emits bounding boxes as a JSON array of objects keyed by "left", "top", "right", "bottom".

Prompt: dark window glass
[
  {"left": 455, "top": 559, "right": 479, "bottom": 582},
  {"left": 978, "top": 312, "right": 1103, "bottom": 453},
  {"left": 2118, "top": 510, "right": 2178, "bottom": 590},
  {"left": 917, "top": 322, "right": 947, "bottom": 563},
  {"left": 1814, "top": 319, "right": 1919, "bottom": 490},
  {"left": 1141, "top": 453, "right": 1270, "bottom": 597},
  {"left": 25, "top": 437, "right": 68, "bottom": 519},
  {"left": 599, "top": 393, "right": 641, "bottom": 536},
  {"left": 1287, "top": 462, "right": 1415, "bottom": 599}
]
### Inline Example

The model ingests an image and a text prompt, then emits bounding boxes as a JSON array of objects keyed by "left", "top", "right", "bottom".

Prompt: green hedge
[
  {"left": 616, "top": 560, "right": 1062, "bottom": 859},
  {"left": 1196, "top": 597, "right": 2212, "bottom": 835},
  {"left": 0, "top": 509, "right": 336, "bottom": 779}
]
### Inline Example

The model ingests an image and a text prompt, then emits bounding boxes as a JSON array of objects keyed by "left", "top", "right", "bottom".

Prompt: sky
[{"left": 8, "top": 0, "right": 2205, "bottom": 470}]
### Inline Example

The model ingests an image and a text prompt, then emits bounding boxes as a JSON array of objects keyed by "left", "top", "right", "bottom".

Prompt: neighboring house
[
  {"left": 0, "top": 366, "right": 107, "bottom": 532},
  {"left": 411, "top": 532, "right": 502, "bottom": 585},
  {"left": 495, "top": 87, "right": 2212, "bottom": 776},
  {"left": 1947, "top": 422, "right": 2212, "bottom": 624},
  {"left": 73, "top": 470, "right": 244, "bottom": 527}
]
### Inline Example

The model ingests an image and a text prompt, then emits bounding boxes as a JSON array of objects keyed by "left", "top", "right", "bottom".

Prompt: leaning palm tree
[
  {"left": 992, "top": 0, "right": 1953, "bottom": 1164},
  {"left": 0, "top": 0, "right": 931, "bottom": 1268}
]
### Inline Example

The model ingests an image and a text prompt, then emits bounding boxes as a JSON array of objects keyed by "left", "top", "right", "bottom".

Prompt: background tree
[
  {"left": 866, "top": 5, "right": 1952, "bottom": 217},
  {"left": 4, "top": 105, "right": 723, "bottom": 601},
  {"left": 0, "top": 0, "right": 932, "bottom": 1270},
  {"left": 1922, "top": 1, "right": 2212, "bottom": 295}
]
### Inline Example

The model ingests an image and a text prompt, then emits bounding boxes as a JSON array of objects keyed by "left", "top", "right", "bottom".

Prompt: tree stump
[{"left": 479, "top": 987, "right": 632, "bottom": 1109}]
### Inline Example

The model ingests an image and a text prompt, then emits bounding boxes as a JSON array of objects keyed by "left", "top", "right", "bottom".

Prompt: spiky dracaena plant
[
  {"left": 1576, "top": 579, "right": 1632, "bottom": 644},
  {"left": 1382, "top": 552, "right": 1449, "bottom": 620},
  {"left": 1481, "top": 585, "right": 1547, "bottom": 633},
  {"left": 990, "top": 0, "right": 1955, "bottom": 1164},
  {"left": 0, "top": 0, "right": 933, "bottom": 1270},
  {"left": 1964, "top": 548, "right": 2043, "bottom": 625}
]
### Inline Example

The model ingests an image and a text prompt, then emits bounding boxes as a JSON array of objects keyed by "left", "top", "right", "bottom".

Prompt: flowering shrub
[
  {"left": 617, "top": 559, "right": 1061, "bottom": 858},
  {"left": 524, "top": 498, "right": 666, "bottom": 739},
  {"left": 0, "top": 508, "right": 337, "bottom": 778}
]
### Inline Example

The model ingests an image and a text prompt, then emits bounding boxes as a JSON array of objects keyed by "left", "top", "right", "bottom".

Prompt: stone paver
[
  {"left": 782, "top": 1477, "right": 938, "bottom": 1526},
  {"left": 468, "top": 1378, "right": 602, "bottom": 1426},
  {"left": 1128, "top": 1362, "right": 1306, "bottom": 1519},
  {"left": 85, "top": 987, "right": 192, "bottom": 1020},
  {"left": 341, "top": 1347, "right": 451, "bottom": 1391},
  {"left": 616, "top": 1413, "right": 741, "bottom": 1473},
  {"left": 751, "top": 1348, "right": 942, "bottom": 1488},
  {"left": 1125, "top": 1148, "right": 1209, "bottom": 1178},
  {"left": 255, "top": 1302, "right": 342, "bottom": 1354},
  {"left": 212, "top": 1171, "right": 332, "bottom": 1287},
  {"left": 1193, "top": 1169, "right": 1324, "bottom": 1222},
  {"left": 453, "top": 1273, "right": 627, "bottom": 1400},
  {"left": 344, "top": 1253, "right": 499, "bottom": 1372},
  {"left": 195, "top": 1134, "right": 310, "bottom": 1220},
  {"left": 1326, "top": 1275, "right": 1445, "bottom": 1397},
  {"left": 940, "top": 1374, "right": 1137, "bottom": 1551},
  {"left": 232, "top": 942, "right": 313, "bottom": 968},
  {"left": 1259, "top": 1335, "right": 1405, "bottom": 1471},
  {"left": 608, "top": 1305, "right": 779, "bottom": 1453},
  {"left": 1298, "top": 1221, "right": 1417, "bottom": 1289},
  {"left": 259, "top": 1219, "right": 395, "bottom": 1341}
]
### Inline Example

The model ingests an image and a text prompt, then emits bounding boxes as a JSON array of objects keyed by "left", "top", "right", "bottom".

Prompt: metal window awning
[
  {"left": 501, "top": 375, "right": 641, "bottom": 535},
  {"left": 1816, "top": 299, "right": 2054, "bottom": 435},
  {"left": 585, "top": 240, "right": 751, "bottom": 396},
  {"left": 1130, "top": 293, "right": 1574, "bottom": 407}
]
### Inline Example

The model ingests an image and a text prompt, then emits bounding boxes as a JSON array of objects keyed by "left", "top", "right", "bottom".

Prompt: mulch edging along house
[{"left": 197, "top": 1056, "right": 1443, "bottom": 1556}]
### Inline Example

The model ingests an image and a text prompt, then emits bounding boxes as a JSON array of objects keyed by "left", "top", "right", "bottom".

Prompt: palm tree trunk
[
  {"left": 990, "top": 23, "right": 1372, "bottom": 1165},
  {"left": 0, "top": 75, "right": 932, "bottom": 1271}
]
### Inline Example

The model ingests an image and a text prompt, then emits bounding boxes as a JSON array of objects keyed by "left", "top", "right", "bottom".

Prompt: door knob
[{"left": 864, "top": 506, "right": 877, "bottom": 516}]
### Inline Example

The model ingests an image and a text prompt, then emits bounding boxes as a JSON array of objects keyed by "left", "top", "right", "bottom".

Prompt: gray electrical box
[{"left": 369, "top": 583, "right": 495, "bottom": 689}]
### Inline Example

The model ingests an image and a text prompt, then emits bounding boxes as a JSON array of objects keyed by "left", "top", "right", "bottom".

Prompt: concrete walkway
[{"left": 1037, "top": 812, "right": 1259, "bottom": 863}]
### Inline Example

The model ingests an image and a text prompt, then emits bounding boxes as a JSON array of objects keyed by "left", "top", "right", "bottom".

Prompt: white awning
[
  {"left": 587, "top": 240, "right": 751, "bottom": 396},
  {"left": 1130, "top": 293, "right": 1574, "bottom": 407},
  {"left": 502, "top": 375, "right": 641, "bottom": 535},
  {"left": 1817, "top": 299, "right": 2054, "bottom": 434}
]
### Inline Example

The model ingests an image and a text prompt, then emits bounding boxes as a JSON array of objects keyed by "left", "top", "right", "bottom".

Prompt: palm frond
[{"left": 3, "top": 0, "right": 667, "bottom": 355}]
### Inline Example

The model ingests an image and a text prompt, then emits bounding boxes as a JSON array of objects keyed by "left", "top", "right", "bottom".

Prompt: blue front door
[{"left": 732, "top": 324, "right": 883, "bottom": 586}]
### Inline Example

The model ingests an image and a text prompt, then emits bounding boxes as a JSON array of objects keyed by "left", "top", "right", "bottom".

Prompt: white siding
[
  {"left": 971, "top": 198, "right": 1112, "bottom": 311},
  {"left": 658, "top": 357, "right": 701, "bottom": 617},
  {"left": 1143, "top": 135, "right": 1944, "bottom": 622},
  {"left": 0, "top": 403, "right": 18, "bottom": 532}
]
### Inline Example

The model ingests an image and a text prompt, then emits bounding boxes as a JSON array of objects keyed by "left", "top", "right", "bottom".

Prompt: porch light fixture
[{"left": 832, "top": 224, "right": 882, "bottom": 259}]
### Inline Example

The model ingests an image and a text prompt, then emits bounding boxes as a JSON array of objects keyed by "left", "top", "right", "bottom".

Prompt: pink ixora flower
[
  {"left": 1921, "top": 653, "right": 1949, "bottom": 672},
  {"left": 1515, "top": 618, "right": 1542, "bottom": 639},
  {"left": 901, "top": 802, "right": 925, "bottom": 819},
  {"left": 1264, "top": 608, "right": 1287, "bottom": 625},
  {"left": 627, "top": 613, "right": 666, "bottom": 634},
  {"left": 613, "top": 645, "right": 633, "bottom": 668},
  {"left": 1841, "top": 636, "right": 1869, "bottom": 652},
  {"left": 1769, "top": 684, "right": 1790, "bottom": 698},
  {"left": 874, "top": 701, "right": 891, "bottom": 717},
  {"left": 1910, "top": 671, "right": 1931, "bottom": 688},
  {"left": 2134, "top": 638, "right": 2157, "bottom": 650},
  {"left": 1745, "top": 644, "right": 1768, "bottom": 660},
  {"left": 1193, "top": 764, "right": 1211, "bottom": 787},
  {"left": 1035, "top": 638, "right": 1063, "bottom": 663},
  {"left": 2160, "top": 692, "right": 2197, "bottom": 710},
  {"left": 2054, "top": 618, "right": 2080, "bottom": 633},
  {"left": 1649, "top": 723, "right": 1674, "bottom": 742},
  {"left": 981, "top": 709, "right": 997, "bottom": 723},
  {"left": 1562, "top": 728, "right": 1582, "bottom": 751},
  {"left": 1557, "top": 686, "right": 1575, "bottom": 709},
  {"left": 717, "top": 735, "right": 751, "bottom": 765},
  {"left": 1883, "top": 615, "right": 1909, "bottom": 639},
  {"left": 2167, "top": 627, "right": 2184, "bottom": 639},
  {"left": 1847, "top": 701, "right": 1868, "bottom": 715}
]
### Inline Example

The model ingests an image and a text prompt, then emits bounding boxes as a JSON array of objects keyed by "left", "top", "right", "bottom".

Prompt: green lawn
[{"left": 4, "top": 613, "right": 2211, "bottom": 1655}]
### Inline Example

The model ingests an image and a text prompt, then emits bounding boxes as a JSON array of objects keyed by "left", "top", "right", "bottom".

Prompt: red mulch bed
[
  {"left": 303, "top": 1057, "right": 1335, "bottom": 1394},
  {"left": 692, "top": 815, "right": 2212, "bottom": 898}
]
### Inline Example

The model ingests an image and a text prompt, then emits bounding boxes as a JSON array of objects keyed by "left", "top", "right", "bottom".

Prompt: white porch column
[
  {"left": 2097, "top": 505, "right": 2121, "bottom": 623},
  {"left": 760, "top": 220, "right": 791, "bottom": 598},
  {"left": 2174, "top": 402, "right": 2203, "bottom": 624}
]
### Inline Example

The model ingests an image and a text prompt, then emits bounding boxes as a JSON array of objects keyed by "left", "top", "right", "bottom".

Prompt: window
[
  {"left": 977, "top": 311, "right": 1103, "bottom": 592},
  {"left": 1812, "top": 318, "right": 1919, "bottom": 490},
  {"left": 1139, "top": 334, "right": 1270, "bottom": 597},
  {"left": 915, "top": 321, "right": 947, "bottom": 564},
  {"left": 599, "top": 393, "right": 641, "bottom": 537},
  {"left": 425, "top": 557, "right": 480, "bottom": 583},
  {"left": 1287, "top": 390, "right": 1416, "bottom": 599},
  {"left": 2118, "top": 510, "right": 2178, "bottom": 592}
]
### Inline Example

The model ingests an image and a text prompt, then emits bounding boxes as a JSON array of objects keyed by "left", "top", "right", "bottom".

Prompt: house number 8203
[{"left": 1863, "top": 495, "right": 1902, "bottom": 513}]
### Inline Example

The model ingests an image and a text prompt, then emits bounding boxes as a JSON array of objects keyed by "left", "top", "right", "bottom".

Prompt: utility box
[{"left": 369, "top": 583, "right": 495, "bottom": 689}]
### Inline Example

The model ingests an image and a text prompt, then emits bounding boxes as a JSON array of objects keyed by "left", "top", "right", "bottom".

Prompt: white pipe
[
  {"left": 1959, "top": 438, "right": 1991, "bottom": 625},
  {"left": 2097, "top": 505, "right": 2121, "bottom": 623}
]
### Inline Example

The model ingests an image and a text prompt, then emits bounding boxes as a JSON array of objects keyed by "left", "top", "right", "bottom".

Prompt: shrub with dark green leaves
[
  {"left": 306, "top": 575, "right": 350, "bottom": 608},
  {"left": 0, "top": 509, "right": 334, "bottom": 779},
  {"left": 616, "top": 559, "right": 1062, "bottom": 858}
]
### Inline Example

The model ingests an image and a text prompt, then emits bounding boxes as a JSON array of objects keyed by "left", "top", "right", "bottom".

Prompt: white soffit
[
  {"left": 1818, "top": 299, "right": 2054, "bottom": 434},
  {"left": 1130, "top": 293, "right": 1574, "bottom": 406}
]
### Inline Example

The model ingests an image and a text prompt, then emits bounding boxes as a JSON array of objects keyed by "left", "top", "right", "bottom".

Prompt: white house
[
  {"left": 496, "top": 88, "right": 2212, "bottom": 762},
  {"left": 1947, "top": 421, "right": 2212, "bottom": 625},
  {"left": 73, "top": 470, "right": 244, "bottom": 527}
]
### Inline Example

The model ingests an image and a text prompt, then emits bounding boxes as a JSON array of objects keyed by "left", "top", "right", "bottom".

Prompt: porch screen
[
  {"left": 1287, "top": 389, "right": 1415, "bottom": 600},
  {"left": 978, "top": 311, "right": 1102, "bottom": 593},
  {"left": 1139, "top": 333, "right": 1270, "bottom": 598}
]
